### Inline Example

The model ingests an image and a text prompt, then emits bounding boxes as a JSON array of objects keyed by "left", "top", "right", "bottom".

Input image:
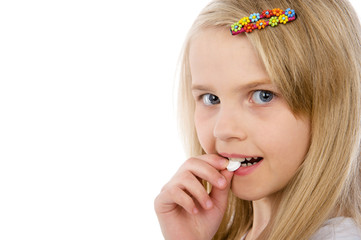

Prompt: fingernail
[
  {"left": 218, "top": 177, "right": 227, "bottom": 187},
  {"left": 193, "top": 207, "right": 199, "bottom": 214}
]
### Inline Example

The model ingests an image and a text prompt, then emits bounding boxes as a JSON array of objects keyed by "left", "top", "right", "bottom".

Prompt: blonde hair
[{"left": 177, "top": 0, "right": 361, "bottom": 239}]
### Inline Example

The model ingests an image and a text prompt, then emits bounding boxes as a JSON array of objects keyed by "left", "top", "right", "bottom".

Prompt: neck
[{"left": 246, "top": 193, "right": 281, "bottom": 240}]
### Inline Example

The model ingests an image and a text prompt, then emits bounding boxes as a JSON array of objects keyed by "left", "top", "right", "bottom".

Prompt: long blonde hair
[{"left": 177, "top": 0, "right": 361, "bottom": 239}]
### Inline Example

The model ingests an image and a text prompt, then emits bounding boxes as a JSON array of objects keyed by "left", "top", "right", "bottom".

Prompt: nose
[{"left": 213, "top": 105, "right": 247, "bottom": 141}]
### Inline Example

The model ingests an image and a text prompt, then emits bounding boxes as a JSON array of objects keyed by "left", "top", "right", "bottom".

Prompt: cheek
[
  {"left": 259, "top": 114, "right": 311, "bottom": 166},
  {"left": 194, "top": 110, "right": 215, "bottom": 153}
]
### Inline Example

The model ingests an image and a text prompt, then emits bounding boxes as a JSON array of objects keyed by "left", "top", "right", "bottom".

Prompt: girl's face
[{"left": 189, "top": 28, "right": 311, "bottom": 201}]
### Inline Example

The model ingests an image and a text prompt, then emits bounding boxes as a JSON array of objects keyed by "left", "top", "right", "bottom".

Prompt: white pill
[{"left": 227, "top": 160, "right": 241, "bottom": 172}]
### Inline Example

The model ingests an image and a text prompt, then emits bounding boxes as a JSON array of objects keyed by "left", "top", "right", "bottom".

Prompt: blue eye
[
  {"left": 202, "top": 93, "right": 220, "bottom": 105},
  {"left": 251, "top": 90, "right": 274, "bottom": 104}
]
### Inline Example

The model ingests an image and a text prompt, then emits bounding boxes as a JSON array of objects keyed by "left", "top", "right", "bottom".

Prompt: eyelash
[{"left": 198, "top": 90, "right": 276, "bottom": 106}]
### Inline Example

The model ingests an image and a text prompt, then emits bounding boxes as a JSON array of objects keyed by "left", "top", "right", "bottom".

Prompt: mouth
[
  {"left": 227, "top": 157, "right": 263, "bottom": 167},
  {"left": 219, "top": 153, "right": 264, "bottom": 172},
  {"left": 223, "top": 155, "right": 264, "bottom": 172}
]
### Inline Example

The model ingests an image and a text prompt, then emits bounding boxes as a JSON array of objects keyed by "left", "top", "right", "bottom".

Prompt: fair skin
[{"left": 155, "top": 27, "right": 311, "bottom": 240}]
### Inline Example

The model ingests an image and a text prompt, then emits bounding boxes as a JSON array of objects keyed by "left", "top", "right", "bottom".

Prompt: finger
[
  {"left": 209, "top": 169, "right": 233, "bottom": 208},
  {"left": 156, "top": 186, "right": 198, "bottom": 215},
  {"left": 196, "top": 154, "right": 229, "bottom": 170},
  {"left": 177, "top": 172, "right": 214, "bottom": 210},
  {"left": 183, "top": 157, "right": 228, "bottom": 189}
]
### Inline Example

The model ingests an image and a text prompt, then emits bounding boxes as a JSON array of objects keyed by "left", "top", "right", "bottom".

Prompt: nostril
[{"left": 213, "top": 113, "right": 247, "bottom": 141}]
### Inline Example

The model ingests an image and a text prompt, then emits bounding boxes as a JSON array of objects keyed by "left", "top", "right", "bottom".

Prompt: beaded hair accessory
[{"left": 230, "top": 8, "right": 296, "bottom": 35}]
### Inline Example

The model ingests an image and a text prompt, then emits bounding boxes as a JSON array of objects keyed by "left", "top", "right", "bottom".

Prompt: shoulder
[{"left": 310, "top": 217, "right": 361, "bottom": 240}]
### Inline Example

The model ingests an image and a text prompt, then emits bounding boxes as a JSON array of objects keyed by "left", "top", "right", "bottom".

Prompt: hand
[{"left": 154, "top": 154, "right": 233, "bottom": 240}]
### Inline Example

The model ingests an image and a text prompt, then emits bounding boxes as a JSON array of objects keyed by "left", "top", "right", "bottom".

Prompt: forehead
[{"left": 189, "top": 28, "right": 269, "bottom": 86}]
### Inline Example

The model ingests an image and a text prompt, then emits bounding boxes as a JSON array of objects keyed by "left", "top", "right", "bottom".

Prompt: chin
[
  {"left": 231, "top": 189, "right": 263, "bottom": 201},
  {"left": 231, "top": 184, "right": 280, "bottom": 202},
  {"left": 232, "top": 191, "right": 266, "bottom": 201}
]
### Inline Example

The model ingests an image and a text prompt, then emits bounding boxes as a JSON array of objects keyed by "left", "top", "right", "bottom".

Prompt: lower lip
[{"left": 233, "top": 159, "right": 263, "bottom": 176}]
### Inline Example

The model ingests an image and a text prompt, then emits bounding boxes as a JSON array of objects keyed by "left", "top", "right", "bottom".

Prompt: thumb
[{"left": 209, "top": 169, "right": 233, "bottom": 209}]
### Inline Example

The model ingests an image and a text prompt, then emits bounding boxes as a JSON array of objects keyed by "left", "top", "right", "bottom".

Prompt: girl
[{"left": 154, "top": 0, "right": 361, "bottom": 239}]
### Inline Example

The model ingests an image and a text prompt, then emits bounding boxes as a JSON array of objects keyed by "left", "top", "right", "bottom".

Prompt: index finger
[{"left": 195, "top": 154, "right": 229, "bottom": 170}]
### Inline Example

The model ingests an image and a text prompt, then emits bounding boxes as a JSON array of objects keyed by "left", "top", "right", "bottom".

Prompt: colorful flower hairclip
[{"left": 230, "top": 8, "right": 296, "bottom": 35}]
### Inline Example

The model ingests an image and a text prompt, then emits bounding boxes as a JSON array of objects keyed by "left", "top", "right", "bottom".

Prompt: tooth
[
  {"left": 229, "top": 158, "right": 246, "bottom": 162},
  {"left": 246, "top": 158, "right": 252, "bottom": 161},
  {"left": 241, "top": 163, "right": 247, "bottom": 167},
  {"left": 247, "top": 163, "right": 252, "bottom": 167}
]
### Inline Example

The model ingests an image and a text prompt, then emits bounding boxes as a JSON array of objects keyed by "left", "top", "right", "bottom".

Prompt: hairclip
[{"left": 230, "top": 8, "right": 296, "bottom": 35}]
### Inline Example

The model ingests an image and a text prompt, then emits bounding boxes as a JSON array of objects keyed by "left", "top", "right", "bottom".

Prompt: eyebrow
[
  {"left": 191, "top": 84, "right": 215, "bottom": 92},
  {"left": 191, "top": 79, "right": 273, "bottom": 92}
]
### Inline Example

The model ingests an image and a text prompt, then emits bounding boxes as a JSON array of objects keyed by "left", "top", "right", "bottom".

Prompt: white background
[{"left": 0, "top": 1, "right": 360, "bottom": 239}]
